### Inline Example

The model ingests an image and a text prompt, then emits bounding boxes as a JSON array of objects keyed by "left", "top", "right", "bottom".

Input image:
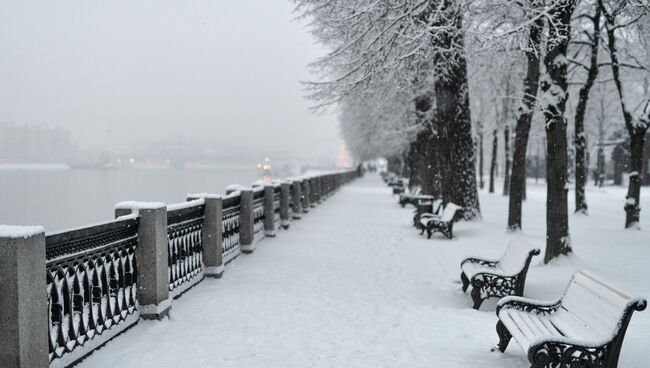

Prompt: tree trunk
[
  {"left": 601, "top": 1, "right": 650, "bottom": 228},
  {"left": 413, "top": 96, "right": 441, "bottom": 197},
  {"left": 503, "top": 125, "right": 511, "bottom": 196},
  {"left": 507, "top": 8, "right": 543, "bottom": 230},
  {"left": 541, "top": 0, "right": 576, "bottom": 263},
  {"left": 574, "top": 4, "right": 601, "bottom": 215},
  {"left": 489, "top": 129, "right": 498, "bottom": 193},
  {"left": 478, "top": 122, "right": 485, "bottom": 189},
  {"left": 432, "top": 1, "right": 480, "bottom": 218},
  {"left": 625, "top": 130, "right": 647, "bottom": 227}
]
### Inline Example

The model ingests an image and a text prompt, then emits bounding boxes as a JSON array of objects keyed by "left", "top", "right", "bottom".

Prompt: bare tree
[
  {"left": 570, "top": 0, "right": 602, "bottom": 214},
  {"left": 599, "top": 0, "right": 650, "bottom": 228}
]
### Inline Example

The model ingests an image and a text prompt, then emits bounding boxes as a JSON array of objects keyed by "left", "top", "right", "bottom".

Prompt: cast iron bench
[
  {"left": 419, "top": 202, "right": 462, "bottom": 239},
  {"left": 460, "top": 239, "right": 540, "bottom": 309},
  {"left": 414, "top": 198, "right": 443, "bottom": 228},
  {"left": 495, "top": 270, "right": 646, "bottom": 368},
  {"left": 399, "top": 187, "right": 423, "bottom": 207}
]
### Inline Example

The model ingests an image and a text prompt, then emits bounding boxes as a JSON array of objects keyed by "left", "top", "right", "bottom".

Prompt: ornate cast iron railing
[
  {"left": 222, "top": 193, "right": 241, "bottom": 264},
  {"left": 167, "top": 201, "right": 205, "bottom": 298},
  {"left": 252, "top": 189, "right": 265, "bottom": 241},
  {"left": 46, "top": 216, "right": 139, "bottom": 367}
]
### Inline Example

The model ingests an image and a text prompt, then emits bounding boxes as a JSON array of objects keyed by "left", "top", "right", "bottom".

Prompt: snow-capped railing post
[
  {"left": 187, "top": 194, "right": 224, "bottom": 278},
  {"left": 263, "top": 185, "right": 276, "bottom": 237},
  {"left": 239, "top": 188, "right": 256, "bottom": 253},
  {"left": 291, "top": 180, "right": 303, "bottom": 218},
  {"left": 301, "top": 179, "right": 311, "bottom": 213},
  {"left": 310, "top": 178, "right": 318, "bottom": 207},
  {"left": 280, "top": 182, "right": 291, "bottom": 229},
  {"left": 0, "top": 226, "right": 48, "bottom": 368},
  {"left": 115, "top": 202, "right": 171, "bottom": 320}
]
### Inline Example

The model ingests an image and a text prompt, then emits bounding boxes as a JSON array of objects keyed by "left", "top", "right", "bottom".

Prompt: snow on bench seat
[
  {"left": 460, "top": 238, "right": 540, "bottom": 309},
  {"left": 419, "top": 202, "right": 461, "bottom": 239},
  {"left": 495, "top": 270, "right": 647, "bottom": 368}
]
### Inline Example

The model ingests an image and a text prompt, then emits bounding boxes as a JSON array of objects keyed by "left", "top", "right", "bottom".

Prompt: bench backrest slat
[
  {"left": 558, "top": 271, "right": 633, "bottom": 338},
  {"left": 440, "top": 202, "right": 461, "bottom": 222},
  {"left": 432, "top": 199, "right": 443, "bottom": 214},
  {"left": 498, "top": 238, "right": 536, "bottom": 274}
]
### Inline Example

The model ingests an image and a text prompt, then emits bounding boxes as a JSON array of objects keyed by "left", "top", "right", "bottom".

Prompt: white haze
[{"left": 0, "top": 0, "right": 341, "bottom": 163}]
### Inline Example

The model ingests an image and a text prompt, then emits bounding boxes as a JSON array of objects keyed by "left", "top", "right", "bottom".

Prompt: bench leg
[
  {"left": 444, "top": 223, "right": 453, "bottom": 239},
  {"left": 426, "top": 227, "right": 433, "bottom": 239},
  {"left": 471, "top": 287, "right": 484, "bottom": 310},
  {"left": 460, "top": 272, "right": 470, "bottom": 293},
  {"left": 495, "top": 320, "right": 511, "bottom": 353}
]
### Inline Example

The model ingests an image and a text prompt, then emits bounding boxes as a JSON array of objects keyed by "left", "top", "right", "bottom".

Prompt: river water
[{"left": 0, "top": 166, "right": 261, "bottom": 231}]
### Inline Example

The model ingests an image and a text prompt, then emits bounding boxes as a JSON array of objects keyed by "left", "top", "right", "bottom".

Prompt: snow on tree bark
[
  {"left": 540, "top": 0, "right": 576, "bottom": 263},
  {"left": 507, "top": 1, "right": 544, "bottom": 231},
  {"left": 573, "top": 3, "right": 602, "bottom": 215},
  {"left": 431, "top": 0, "right": 480, "bottom": 219}
]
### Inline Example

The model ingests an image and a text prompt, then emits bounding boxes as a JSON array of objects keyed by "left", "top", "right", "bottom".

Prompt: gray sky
[{"left": 0, "top": 0, "right": 341, "bottom": 162}]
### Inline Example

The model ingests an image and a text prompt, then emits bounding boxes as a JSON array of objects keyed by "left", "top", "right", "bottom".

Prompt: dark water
[{"left": 0, "top": 167, "right": 260, "bottom": 231}]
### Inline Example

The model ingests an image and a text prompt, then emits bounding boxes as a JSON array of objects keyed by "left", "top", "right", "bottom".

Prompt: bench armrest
[
  {"left": 461, "top": 257, "right": 499, "bottom": 268},
  {"left": 497, "top": 296, "right": 561, "bottom": 316}
]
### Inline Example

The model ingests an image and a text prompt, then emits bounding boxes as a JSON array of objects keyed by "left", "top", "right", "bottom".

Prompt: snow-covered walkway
[{"left": 81, "top": 175, "right": 649, "bottom": 368}]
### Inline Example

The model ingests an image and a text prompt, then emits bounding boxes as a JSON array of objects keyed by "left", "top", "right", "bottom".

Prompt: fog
[{"left": 0, "top": 0, "right": 340, "bottom": 164}]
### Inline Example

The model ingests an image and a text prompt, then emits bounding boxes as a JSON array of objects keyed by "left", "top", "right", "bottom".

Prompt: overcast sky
[{"left": 0, "top": 0, "right": 341, "bottom": 162}]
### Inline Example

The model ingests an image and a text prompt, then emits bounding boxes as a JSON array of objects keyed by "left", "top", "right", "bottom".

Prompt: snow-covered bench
[
  {"left": 398, "top": 187, "right": 424, "bottom": 207},
  {"left": 419, "top": 202, "right": 462, "bottom": 239},
  {"left": 495, "top": 270, "right": 647, "bottom": 368},
  {"left": 460, "top": 239, "right": 540, "bottom": 309},
  {"left": 413, "top": 198, "right": 443, "bottom": 228}
]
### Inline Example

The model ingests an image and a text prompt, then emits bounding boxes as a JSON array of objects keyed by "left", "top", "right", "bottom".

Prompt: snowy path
[{"left": 81, "top": 175, "right": 649, "bottom": 368}]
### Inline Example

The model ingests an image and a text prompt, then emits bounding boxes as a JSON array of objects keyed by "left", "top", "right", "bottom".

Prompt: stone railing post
[
  {"left": 187, "top": 194, "right": 224, "bottom": 278},
  {"left": 239, "top": 188, "right": 255, "bottom": 253},
  {"left": 280, "top": 182, "right": 291, "bottom": 229},
  {"left": 0, "top": 226, "right": 48, "bottom": 368},
  {"left": 310, "top": 178, "right": 318, "bottom": 207},
  {"left": 301, "top": 179, "right": 311, "bottom": 213},
  {"left": 263, "top": 185, "right": 276, "bottom": 237},
  {"left": 115, "top": 202, "right": 170, "bottom": 320},
  {"left": 291, "top": 180, "right": 303, "bottom": 219}
]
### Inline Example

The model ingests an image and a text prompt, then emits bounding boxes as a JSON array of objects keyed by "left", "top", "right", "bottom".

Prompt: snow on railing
[
  {"left": 222, "top": 192, "right": 242, "bottom": 264},
  {"left": 46, "top": 216, "right": 140, "bottom": 368},
  {"left": 167, "top": 200, "right": 205, "bottom": 298},
  {"left": 252, "top": 189, "right": 265, "bottom": 242},
  {"left": 0, "top": 168, "right": 359, "bottom": 368}
]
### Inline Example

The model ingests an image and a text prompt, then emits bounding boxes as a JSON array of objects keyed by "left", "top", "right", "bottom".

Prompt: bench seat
[
  {"left": 419, "top": 202, "right": 462, "bottom": 239},
  {"left": 495, "top": 271, "right": 647, "bottom": 368}
]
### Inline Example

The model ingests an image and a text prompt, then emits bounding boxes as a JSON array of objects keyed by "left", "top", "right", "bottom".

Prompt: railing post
[
  {"left": 115, "top": 202, "right": 171, "bottom": 320},
  {"left": 310, "top": 178, "right": 318, "bottom": 207},
  {"left": 292, "top": 180, "right": 303, "bottom": 219},
  {"left": 302, "top": 179, "right": 311, "bottom": 212},
  {"left": 0, "top": 226, "right": 48, "bottom": 368},
  {"left": 188, "top": 194, "right": 224, "bottom": 278},
  {"left": 280, "top": 182, "right": 291, "bottom": 229},
  {"left": 263, "top": 185, "right": 276, "bottom": 237},
  {"left": 239, "top": 188, "right": 256, "bottom": 253}
]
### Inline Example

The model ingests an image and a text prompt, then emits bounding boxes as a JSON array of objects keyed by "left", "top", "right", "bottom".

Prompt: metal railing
[
  {"left": 222, "top": 193, "right": 241, "bottom": 264},
  {"left": 167, "top": 201, "right": 205, "bottom": 298},
  {"left": 0, "top": 169, "right": 360, "bottom": 368},
  {"left": 252, "top": 188, "right": 265, "bottom": 242},
  {"left": 46, "top": 216, "right": 140, "bottom": 368}
]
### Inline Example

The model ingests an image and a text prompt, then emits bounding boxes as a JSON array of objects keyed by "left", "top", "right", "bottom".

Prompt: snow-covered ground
[{"left": 80, "top": 175, "right": 649, "bottom": 368}]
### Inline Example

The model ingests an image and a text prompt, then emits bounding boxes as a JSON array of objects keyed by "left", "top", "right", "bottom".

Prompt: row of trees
[{"left": 295, "top": 0, "right": 650, "bottom": 263}]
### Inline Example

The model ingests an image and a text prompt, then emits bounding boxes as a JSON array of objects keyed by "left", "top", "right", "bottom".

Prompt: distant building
[{"left": 0, "top": 124, "right": 73, "bottom": 163}]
